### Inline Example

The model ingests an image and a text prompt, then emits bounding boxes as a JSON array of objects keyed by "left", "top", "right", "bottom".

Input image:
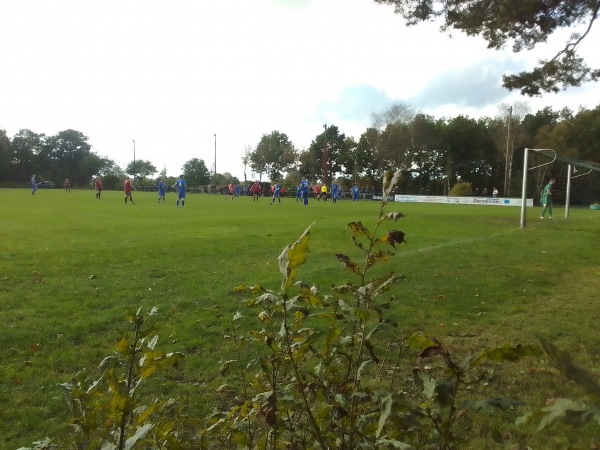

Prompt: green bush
[{"left": 449, "top": 181, "right": 473, "bottom": 196}]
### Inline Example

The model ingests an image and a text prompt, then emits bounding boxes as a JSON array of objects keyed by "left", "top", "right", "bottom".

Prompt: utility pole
[
  {"left": 322, "top": 124, "right": 329, "bottom": 185},
  {"left": 213, "top": 134, "right": 217, "bottom": 176},
  {"left": 132, "top": 139, "right": 136, "bottom": 184},
  {"left": 503, "top": 106, "right": 512, "bottom": 197}
]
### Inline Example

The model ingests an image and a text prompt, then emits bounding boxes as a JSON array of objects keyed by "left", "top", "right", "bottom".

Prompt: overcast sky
[{"left": 2, "top": 0, "right": 599, "bottom": 180}]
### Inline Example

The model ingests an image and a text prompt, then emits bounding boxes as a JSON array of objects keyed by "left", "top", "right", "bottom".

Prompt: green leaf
[
  {"left": 375, "top": 439, "right": 415, "bottom": 449},
  {"left": 537, "top": 398, "right": 600, "bottom": 430},
  {"left": 115, "top": 337, "right": 131, "bottom": 356},
  {"left": 233, "top": 283, "right": 266, "bottom": 294},
  {"left": 366, "top": 319, "right": 398, "bottom": 340},
  {"left": 421, "top": 374, "right": 437, "bottom": 400},
  {"left": 376, "top": 394, "right": 421, "bottom": 440},
  {"left": 435, "top": 379, "right": 456, "bottom": 409},
  {"left": 407, "top": 332, "right": 437, "bottom": 352},
  {"left": 539, "top": 337, "right": 600, "bottom": 399},
  {"left": 470, "top": 344, "right": 542, "bottom": 367},
  {"left": 278, "top": 223, "right": 313, "bottom": 291},
  {"left": 371, "top": 272, "right": 404, "bottom": 298},
  {"left": 377, "top": 394, "right": 394, "bottom": 438},
  {"left": 123, "top": 423, "right": 154, "bottom": 450},
  {"left": 146, "top": 335, "right": 158, "bottom": 350},
  {"left": 365, "top": 339, "right": 379, "bottom": 363},
  {"left": 461, "top": 398, "right": 524, "bottom": 413}
]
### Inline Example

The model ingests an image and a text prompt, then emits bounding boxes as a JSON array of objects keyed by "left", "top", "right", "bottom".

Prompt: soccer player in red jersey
[
  {"left": 251, "top": 181, "right": 261, "bottom": 202},
  {"left": 124, "top": 177, "right": 136, "bottom": 204},
  {"left": 95, "top": 177, "right": 103, "bottom": 199}
]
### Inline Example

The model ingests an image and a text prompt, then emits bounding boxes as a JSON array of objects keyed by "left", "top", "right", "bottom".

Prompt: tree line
[
  {"left": 1, "top": 103, "right": 599, "bottom": 196},
  {"left": 247, "top": 103, "right": 600, "bottom": 197}
]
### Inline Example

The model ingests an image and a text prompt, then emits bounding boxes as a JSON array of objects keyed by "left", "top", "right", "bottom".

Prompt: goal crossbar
[{"left": 520, "top": 148, "right": 600, "bottom": 227}]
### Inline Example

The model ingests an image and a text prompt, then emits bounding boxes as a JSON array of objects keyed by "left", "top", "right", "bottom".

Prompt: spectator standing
[
  {"left": 158, "top": 178, "right": 166, "bottom": 203},
  {"left": 31, "top": 174, "right": 38, "bottom": 195}
]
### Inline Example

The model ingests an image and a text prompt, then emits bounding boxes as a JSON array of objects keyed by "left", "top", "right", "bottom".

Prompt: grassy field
[{"left": 1, "top": 187, "right": 599, "bottom": 449}]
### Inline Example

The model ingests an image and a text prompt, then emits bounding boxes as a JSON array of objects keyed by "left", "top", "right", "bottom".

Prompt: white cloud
[{"left": 1, "top": 0, "right": 599, "bottom": 179}]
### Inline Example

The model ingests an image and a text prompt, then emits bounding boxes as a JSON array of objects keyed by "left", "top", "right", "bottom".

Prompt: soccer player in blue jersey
[
  {"left": 270, "top": 182, "right": 281, "bottom": 205},
  {"left": 174, "top": 175, "right": 186, "bottom": 207},
  {"left": 158, "top": 178, "right": 166, "bottom": 203},
  {"left": 234, "top": 184, "right": 240, "bottom": 199},
  {"left": 352, "top": 184, "right": 359, "bottom": 201},
  {"left": 300, "top": 179, "right": 309, "bottom": 207},
  {"left": 331, "top": 182, "right": 339, "bottom": 204}
]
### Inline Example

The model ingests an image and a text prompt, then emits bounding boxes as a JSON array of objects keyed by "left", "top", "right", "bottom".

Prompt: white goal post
[{"left": 520, "top": 148, "right": 600, "bottom": 228}]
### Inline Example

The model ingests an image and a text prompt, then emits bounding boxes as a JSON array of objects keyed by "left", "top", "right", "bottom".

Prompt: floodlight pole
[
  {"left": 213, "top": 134, "right": 217, "bottom": 176},
  {"left": 520, "top": 147, "right": 529, "bottom": 228},
  {"left": 504, "top": 106, "right": 512, "bottom": 197},
  {"left": 132, "top": 139, "right": 136, "bottom": 184}
]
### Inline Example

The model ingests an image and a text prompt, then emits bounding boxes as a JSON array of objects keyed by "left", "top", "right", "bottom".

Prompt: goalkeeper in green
[{"left": 540, "top": 178, "right": 556, "bottom": 219}]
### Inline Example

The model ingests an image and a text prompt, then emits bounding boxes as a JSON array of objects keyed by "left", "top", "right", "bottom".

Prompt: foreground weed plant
[
  {"left": 216, "top": 169, "right": 410, "bottom": 449},
  {"left": 518, "top": 338, "right": 600, "bottom": 431},
  {"left": 216, "top": 170, "right": 552, "bottom": 450},
  {"left": 19, "top": 307, "right": 185, "bottom": 450}
]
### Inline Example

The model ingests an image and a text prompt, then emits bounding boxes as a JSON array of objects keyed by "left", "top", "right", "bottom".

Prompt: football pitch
[{"left": 2, "top": 188, "right": 599, "bottom": 447}]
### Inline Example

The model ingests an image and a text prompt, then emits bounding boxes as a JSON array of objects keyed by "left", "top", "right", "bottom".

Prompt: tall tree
[
  {"left": 0, "top": 130, "right": 11, "bottom": 181},
  {"left": 408, "top": 114, "right": 444, "bottom": 193},
  {"left": 125, "top": 159, "right": 157, "bottom": 181},
  {"left": 182, "top": 158, "right": 211, "bottom": 187},
  {"left": 79, "top": 154, "right": 116, "bottom": 182},
  {"left": 10, "top": 129, "right": 45, "bottom": 181},
  {"left": 40, "top": 129, "right": 92, "bottom": 184},
  {"left": 250, "top": 131, "right": 296, "bottom": 181},
  {"left": 374, "top": 0, "right": 600, "bottom": 95},
  {"left": 353, "top": 128, "right": 381, "bottom": 185},
  {"left": 440, "top": 115, "right": 495, "bottom": 189},
  {"left": 371, "top": 102, "right": 416, "bottom": 129},
  {"left": 302, "top": 125, "right": 346, "bottom": 185},
  {"left": 241, "top": 146, "right": 252, "bottom": 183},
  {"left": 567, "top": 105, "right": 600, "bottom": 161}
]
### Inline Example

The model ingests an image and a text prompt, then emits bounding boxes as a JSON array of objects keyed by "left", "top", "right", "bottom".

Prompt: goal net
[{"left": 519, "top": 148, "right": 600, "bottom": 227}]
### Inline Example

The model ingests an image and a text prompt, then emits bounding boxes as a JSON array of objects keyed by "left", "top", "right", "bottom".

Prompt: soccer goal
[{"left": 519, "top": 148, "right": 600, "bottom": 227}]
